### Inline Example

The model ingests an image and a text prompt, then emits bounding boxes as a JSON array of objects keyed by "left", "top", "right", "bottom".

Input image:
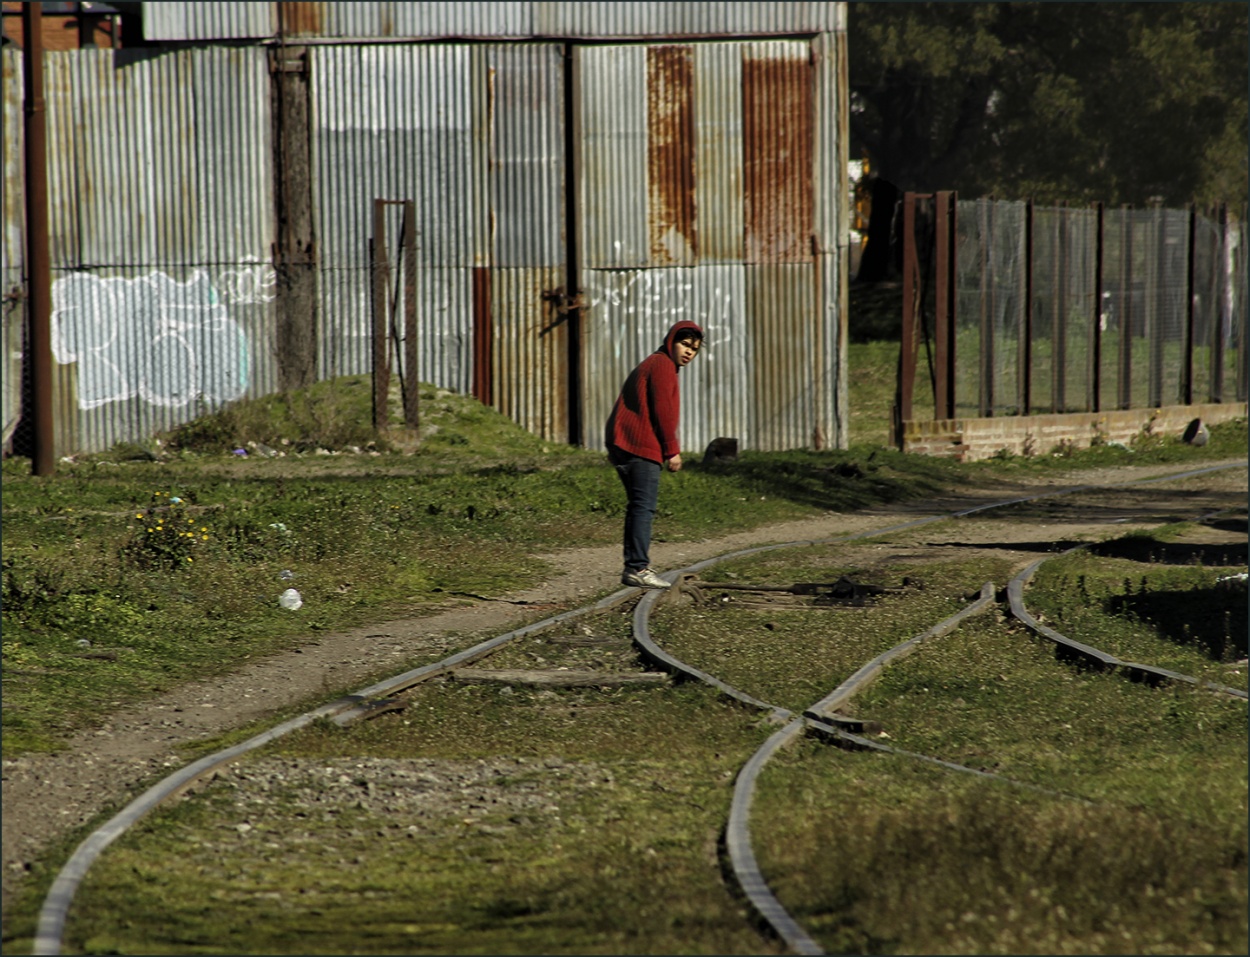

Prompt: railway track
[{"left": 33, "top": 463, "right": 1247, "bottom": 955}]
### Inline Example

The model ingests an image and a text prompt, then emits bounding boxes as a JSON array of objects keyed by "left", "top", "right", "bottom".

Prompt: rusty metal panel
[
  {"left": 646, "top": 45, "right": 696, "bottom": 266},
  {"left": 743, "top": 42, "right": 814, "bottom": 264},
  {"left": 312, "top": 44, "right": 474, "bottom": 386},
  {"left": 144, "top": 2, "right": 277, "bottom": 40},
  {"left": 747, "top": 264, "right": 818, "bottom": 449},
  {"left": 582, "top": 265, "right": 749, "bottom": 453},
  {"left": 491, "top": 267, "right": 567, "bottom": 440},
  {"left": 579, "top": 45, "right": 648, "bottom": 269},
  {"left": 693, "top": 42, "right": 743, "bottom": 264}
]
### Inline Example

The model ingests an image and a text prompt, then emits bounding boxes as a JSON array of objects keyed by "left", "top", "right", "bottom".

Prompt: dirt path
[{"left": 3, "top": 461, "right": 1245, "bottom": 917}]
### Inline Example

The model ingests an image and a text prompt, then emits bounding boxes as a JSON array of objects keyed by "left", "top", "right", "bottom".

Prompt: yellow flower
[
  {"left": 136, "top": 513, "right": 144, "bottom": 519},
  {"left": 201, "top": 535, "right": 209, "bottom": 541}
]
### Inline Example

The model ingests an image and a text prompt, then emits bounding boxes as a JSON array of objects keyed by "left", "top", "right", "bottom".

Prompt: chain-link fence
[{"left": 903, "top": 193, "right": 1246, "bottom": 427}]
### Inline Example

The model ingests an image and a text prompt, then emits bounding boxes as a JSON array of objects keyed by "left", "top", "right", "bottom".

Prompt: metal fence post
[
  {"left": 1212, "top": 204, "right": 1228, "bottom": 403},
  {"left": 401, "top": 201, "right": 419, "bottom": 429},
  {"left": 371, "top": 200, "right": 391, "bottom": 432},
  {"left": 1091, "top": 202, "right": 1104, "bottom": 412},
  {"left": 1053, "top": 202, "right": 1068, "bottom": 413},
  {"left": 1119, "top": 205, "right": 1133, "bottom": 410},
  {"left": 1022, "top": 199, "right": 1033, "bottom": 415},
  {"left": 1183, "top": 204, "right": 1196, "bottom": 405},
  {"left": 934, "top": 190, "right": 956, "bottom": 419},
  {"left": 895, "top": 192, "right": 919, "bottom": 446}
]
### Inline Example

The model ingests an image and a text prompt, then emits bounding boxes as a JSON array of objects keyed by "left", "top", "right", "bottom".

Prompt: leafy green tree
[{"left": 849, "top": 3, "right": 1248, "bottom": 277}]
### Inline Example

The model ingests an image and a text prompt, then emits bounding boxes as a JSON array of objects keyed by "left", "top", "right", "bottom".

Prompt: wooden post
[
  {"left": 271, "top": 40, "right": 318, "bottom": 392},
  {"left": 22, "top": 3, "right": 54, "bottom": 475}
]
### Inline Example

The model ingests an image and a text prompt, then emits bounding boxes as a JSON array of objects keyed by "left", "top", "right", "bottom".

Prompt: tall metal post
[
  {"left": 1183, "top": 204, "right": 1196, "bottom": 405},
  {"left": 895, "top": 192, "right": 919, "bottom": 445},
  {"left": 371, "top": 200, "right": 391, "bottom": 431},
  {"left": 1091, "top": 202, "right": 1104, "bottom": 412},
  {"left": 22, "top": 3, "right": 54, "bottom": 475},
  {"left": 401, "top": 201, "right": 418, "bottom": 429},
  {"left": 1212, "top": 204, "right": 1228, "bottom": 403},
  {"left": 1119, "top": 205, "right": 1134, "bottom": 409},
  {"left": 1021, "top": 199, "right": 1033, "bottom": 415},
  {"left": 934, "top": 190, "right": 956, "bottom": 419}
]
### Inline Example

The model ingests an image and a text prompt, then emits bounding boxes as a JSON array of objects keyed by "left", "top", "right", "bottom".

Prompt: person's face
[{"left": 674, "top": 337, "right": 701, "bottom": 367}]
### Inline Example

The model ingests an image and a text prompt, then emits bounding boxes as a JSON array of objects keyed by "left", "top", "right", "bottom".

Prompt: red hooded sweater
[{"left": 605, "top": 320, "right": 704, "bottom": 464}]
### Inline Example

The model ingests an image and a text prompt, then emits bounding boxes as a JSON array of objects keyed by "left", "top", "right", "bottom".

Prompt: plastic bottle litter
[
  {"left": 280, "top": 569, "right": 295, "bottom": 580},
  {"left": 279, "top": 588, "right": 303, "bottom": 611},
  {"left": 76, "top": 638, "right": 92, "bottom": 648}
]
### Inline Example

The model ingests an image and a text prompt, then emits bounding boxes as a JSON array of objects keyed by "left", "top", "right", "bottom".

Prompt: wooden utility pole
[{"left": 22, "top": 2, "right": 54, "bottom": 475}]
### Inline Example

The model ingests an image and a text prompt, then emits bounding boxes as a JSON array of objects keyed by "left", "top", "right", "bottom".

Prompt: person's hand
[{"left": 666, "top": 454, "right": 682, "bottom": 472}]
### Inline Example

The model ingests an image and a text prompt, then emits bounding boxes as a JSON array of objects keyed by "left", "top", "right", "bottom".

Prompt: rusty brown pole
[
  {"left": 401, "top": 200, "right": 418, "bottom": 429},
  {"left": 371, "top": 200, "right": 391, "bottom": 432},
  {"left": 895, "top": 191, "right": 919, "bottom": 447},
  {"left": 22, "top": 2, "right": 54, "bottom": 475},
  {"left": 1091, "top": 202, "right": 1104, "bottom": 412},
  {"left": 933, "top": 191, "right": 954, "bottom": 419}
]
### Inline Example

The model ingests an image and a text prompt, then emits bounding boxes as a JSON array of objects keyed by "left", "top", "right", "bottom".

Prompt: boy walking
[{"left": 605, "top": 319, "right": 704, "bottom": 589}]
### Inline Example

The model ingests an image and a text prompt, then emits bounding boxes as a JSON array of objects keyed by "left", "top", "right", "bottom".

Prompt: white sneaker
[{"left": 622, "top": 567, "right": 671, "bottom": 589}]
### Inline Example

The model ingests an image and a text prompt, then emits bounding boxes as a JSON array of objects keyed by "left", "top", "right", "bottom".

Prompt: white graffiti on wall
[
  {"left": 51, "top": 270, "right": 249, "bottom": 410},
  {"left": 217, "top": 258, "right": 277, "bottom": 305}
]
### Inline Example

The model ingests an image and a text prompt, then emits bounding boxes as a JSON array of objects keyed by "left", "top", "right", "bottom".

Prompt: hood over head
[{"left": 658, "top": 320, "right": 705, "bottom": 364}]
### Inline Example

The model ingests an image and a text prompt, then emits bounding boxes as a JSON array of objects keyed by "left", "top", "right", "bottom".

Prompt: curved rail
[
  {"left": 1007, "top": 554, "right": 1248, "bottom": 700},
  {"left": 33, "top": 461, "right": 1247, "bottom": 955},
  {"left": 33, "top": 587, "right": 637, "bottom": 956}
]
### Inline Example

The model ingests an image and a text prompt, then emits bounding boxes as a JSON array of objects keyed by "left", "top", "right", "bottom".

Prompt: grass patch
[
  {"left": 1026, "top": 530, "right": 1248, "bottom": 680},
  {"left": 748, "top": 610, "right": 1248, "bottom": 954},
  {"left": 649, "top": 549, "right": 1016, "bottom": 714},
  {"left": 2, "top": 358, "right": 1243, "bottom": 759},
  {"left": 52, "top": 681, "right": 784, "bottom": 956}
]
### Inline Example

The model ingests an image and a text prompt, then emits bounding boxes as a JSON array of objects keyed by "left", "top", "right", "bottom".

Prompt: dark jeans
[{"left": 609, "top": 448, "right": 661, "bottom": 572}]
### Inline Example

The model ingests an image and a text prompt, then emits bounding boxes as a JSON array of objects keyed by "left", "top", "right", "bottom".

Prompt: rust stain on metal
[
  {"left": 646, "top": 45, "right": 696, "bottom": 265},
  {"left": 743, "top": 53, "right": 814, "bottom": 263},
  {"left": 280, "top": 2, "right": 324, "bottom": 37}
]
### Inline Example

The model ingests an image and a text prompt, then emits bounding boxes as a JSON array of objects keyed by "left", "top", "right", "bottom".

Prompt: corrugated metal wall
[
  {"left": 142, "top": 2, "right": 845, "bottom": 41},
  {"left": 580, "top": 37, "right": 847, "bottom": 453},
  {"left": 9, "top": 10, "right": 849, "bottom": 456},
  {"left": 311, "top": 41, "right": 569, "bottom": 441},
  {"left": 16, "top": 46, "right": 274, "bottom": 457},
  {"left": 2, "top": 49, "right": 24, "bottom": 449}
]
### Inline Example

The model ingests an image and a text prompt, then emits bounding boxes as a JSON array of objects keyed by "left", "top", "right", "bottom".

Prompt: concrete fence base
[{"left": 901, "top": 403, "right": 1248, "bottom": 462}]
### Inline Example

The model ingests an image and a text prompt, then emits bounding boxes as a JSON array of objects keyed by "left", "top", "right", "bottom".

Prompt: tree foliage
[{"left": 849, "top": 3, "right": 1249, "bottom": 208}]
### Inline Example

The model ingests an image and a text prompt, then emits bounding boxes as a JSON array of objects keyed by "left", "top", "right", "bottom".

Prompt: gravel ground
[{"left": 3, "top": 459, "right": 1245, "bottom": 918}]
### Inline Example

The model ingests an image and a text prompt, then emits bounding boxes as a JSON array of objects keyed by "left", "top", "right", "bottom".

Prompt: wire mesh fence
[{"left": 904, "top": 193, "right": 1247, "bottom": 429}]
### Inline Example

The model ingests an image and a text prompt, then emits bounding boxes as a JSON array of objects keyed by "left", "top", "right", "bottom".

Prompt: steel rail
[
  {"left": 33, "top": 587, "right": 637, "bottom": 956},
  {"left": 632, "top": 462, "right": 1246, "bottom": 954},
  {"left": 33, "top": 461, "right": 1246, "bottom": 954},
  {"left": 1008, "top": 554, "right": 1248, "bottom": 701}
]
